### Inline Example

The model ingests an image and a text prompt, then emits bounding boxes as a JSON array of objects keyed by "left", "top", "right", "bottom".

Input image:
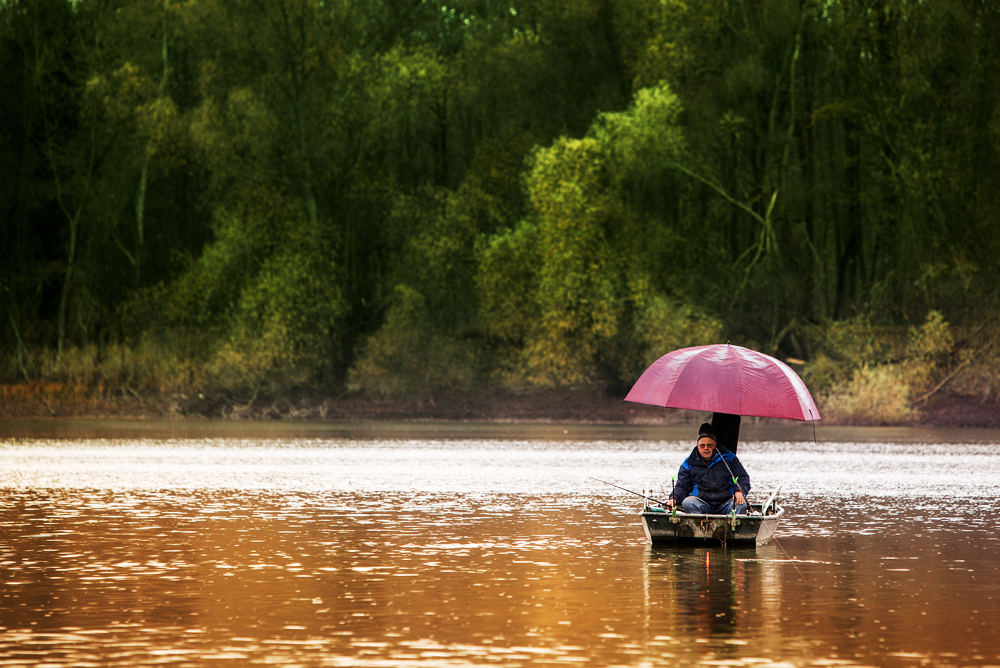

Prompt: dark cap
[{"left": 697, "top": 423, "right": 717, "bottom": 442}]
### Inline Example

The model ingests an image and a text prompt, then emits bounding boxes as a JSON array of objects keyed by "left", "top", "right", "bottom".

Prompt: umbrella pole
[{"left": 711, "top": 412, "right": 741, "bottom": 455}]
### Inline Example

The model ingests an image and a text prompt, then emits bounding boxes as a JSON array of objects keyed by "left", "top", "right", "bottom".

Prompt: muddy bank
[
  {"left": 916, "top": 393, "right": 1000, "bottom": 428},
  {"left": 0, "top": 383, "right": 676, "bottom": 424},
  {"left": 1, "top": 381, "right": 998, "bottom": 428}
]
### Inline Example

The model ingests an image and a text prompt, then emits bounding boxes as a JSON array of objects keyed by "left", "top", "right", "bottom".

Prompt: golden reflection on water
[{"left": 1, "top": 436, "right": 1000, "bottom": 667}]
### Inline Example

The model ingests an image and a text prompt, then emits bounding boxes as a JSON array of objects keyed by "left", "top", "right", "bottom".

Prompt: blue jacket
[{"left": 670, "top": 446, "right": 751, "bottom": 505}]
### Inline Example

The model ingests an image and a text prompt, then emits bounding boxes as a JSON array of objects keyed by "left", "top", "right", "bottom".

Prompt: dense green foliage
[{"left": 2, "top": 0, "right": 999, "bottom": 417}]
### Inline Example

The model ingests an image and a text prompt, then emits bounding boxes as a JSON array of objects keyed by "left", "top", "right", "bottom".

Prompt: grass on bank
[{"left": 2, "top": 312, "right": 998, "bottom": 423}]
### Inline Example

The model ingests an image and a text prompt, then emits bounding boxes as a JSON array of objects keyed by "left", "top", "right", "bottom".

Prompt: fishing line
[
  {"left": 809, "top": 419, "right": 830, "bottom": 514},
  {"left": 772, "top": 535, "right": 808, "bottom": 582},
  {"left": 590, "top": 477, "right": 669, "bottom": 506},
  {"left": 714, "top": 447, "right": 749, "bottom": 512},
  {"left": 757, "top": 422, "right": 812, "bottom": 580},
  {"left": 763, "top": 420, "right": 812, "bottom": 581}
]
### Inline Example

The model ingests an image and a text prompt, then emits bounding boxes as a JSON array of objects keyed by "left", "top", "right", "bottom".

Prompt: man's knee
[
  {"left": 681, "top": 496, "right": 710, "bottom": 513},
  {"left": 722, "top": 498, "right": 748, "bottom": 515}
]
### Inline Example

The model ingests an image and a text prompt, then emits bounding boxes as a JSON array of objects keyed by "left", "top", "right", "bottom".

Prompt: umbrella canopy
[{"left": 625, "top": 344, "right": 820, "bottom": 421}]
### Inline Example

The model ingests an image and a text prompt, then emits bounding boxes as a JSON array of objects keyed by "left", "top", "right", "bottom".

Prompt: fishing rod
[
  {"left": 590, "top": 477, "right": 669, "bottom": 506},
  {"left": 714, "top": 449, "right": 749, "bottom": 509}
]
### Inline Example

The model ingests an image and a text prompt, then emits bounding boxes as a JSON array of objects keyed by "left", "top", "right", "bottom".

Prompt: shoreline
[
  {"left": 1, "top": 383, "right": 998, "bottom": 429},
  {"left": 2, "top": 417, "right": 999, "bottom": 443}
]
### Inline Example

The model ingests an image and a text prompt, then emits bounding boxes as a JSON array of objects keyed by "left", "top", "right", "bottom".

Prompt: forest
[{"left": 2, "top": 0, "right": 999, "bottom": 423}]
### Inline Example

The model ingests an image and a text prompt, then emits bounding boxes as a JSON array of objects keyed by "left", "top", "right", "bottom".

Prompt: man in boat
[{"left": 663, "top": 423, "right": 751, "bottom": 515}]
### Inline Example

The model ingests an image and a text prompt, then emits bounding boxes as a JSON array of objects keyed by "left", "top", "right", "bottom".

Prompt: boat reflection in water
[{"left": 642, "top": 544, "right": 784, "bottom": 641}]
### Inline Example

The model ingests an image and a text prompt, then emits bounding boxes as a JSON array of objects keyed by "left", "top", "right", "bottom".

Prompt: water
[{"left": 1, "top": 423, "right": 999, "bottom": 667}]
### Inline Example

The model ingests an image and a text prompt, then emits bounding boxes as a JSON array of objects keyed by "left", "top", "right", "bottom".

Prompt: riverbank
[{"left": 1, "top": 381, "right": 997, "bottom": 428}]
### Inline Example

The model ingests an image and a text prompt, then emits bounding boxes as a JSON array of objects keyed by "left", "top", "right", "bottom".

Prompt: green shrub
[
  {"left": 823, "top": 363, "right": 916, "bottom": 424},
  {"left": 348, "top": 285, "right": 478, "bottom": 397},
  {"left": 634, "top": 295, "right": 723, "bottom": 367},
  {"left": 817, "top": 311, "right": 954, "bottom": 423},
  {"left": 215, "top": 243, "right": 346, "bottom": 393}
]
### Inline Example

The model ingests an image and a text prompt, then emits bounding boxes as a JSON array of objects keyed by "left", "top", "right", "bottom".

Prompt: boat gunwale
[{"left": 639, "top": 505, "right": 785, "bottom": 522}]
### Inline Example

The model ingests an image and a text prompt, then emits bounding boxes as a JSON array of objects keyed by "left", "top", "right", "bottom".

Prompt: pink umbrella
[{"left": 625, "top": 344, "right": 820, "bottom": 421}]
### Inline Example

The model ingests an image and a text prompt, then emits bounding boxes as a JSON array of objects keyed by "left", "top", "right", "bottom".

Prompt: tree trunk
[
  {"left": 133, "top": 0, "right": 170, "bottom": 285},
  {"left": 31, "top": 17, "right": 97, "bottom": 357},
  {"left": 57, "top": 204, "right": 81, "bottom": 357},
  {"left": 5, "top": 301, "right": 30, "bottom": 381},
  {"left": 295, "top": 96, "right": 319, "bottom": 231}
]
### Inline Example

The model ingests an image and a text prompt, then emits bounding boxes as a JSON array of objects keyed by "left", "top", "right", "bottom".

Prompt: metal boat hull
[{"left": 640, "top": 504, "right": 784, "bottom": 547}]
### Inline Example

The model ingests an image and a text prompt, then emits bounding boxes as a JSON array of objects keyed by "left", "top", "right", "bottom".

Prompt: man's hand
[
  {"left": 665, "top": 498, "right": 676, "bottom": 509},
  {"left": 734, "top": 491, "right": 746, "bottom": 506}
]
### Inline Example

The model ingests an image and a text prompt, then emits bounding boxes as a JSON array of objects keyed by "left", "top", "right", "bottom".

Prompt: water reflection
[
  {"left": 1, "top": 436, "right": 1000, "bottom": 667},
  {"left": 645, "top": 547, "right": 763, "bottom": 636}
]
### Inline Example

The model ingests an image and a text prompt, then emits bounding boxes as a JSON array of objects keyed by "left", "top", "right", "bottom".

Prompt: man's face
[{"left": 696, "top": 437, "right": 717, "bottom": 459}]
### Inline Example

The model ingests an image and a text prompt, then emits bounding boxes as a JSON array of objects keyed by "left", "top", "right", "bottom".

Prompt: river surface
[{"left": 1, "top": 421, "right": 999, "bottom": 667}]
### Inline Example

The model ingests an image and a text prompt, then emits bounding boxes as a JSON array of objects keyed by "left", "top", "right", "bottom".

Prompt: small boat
[{"left": 640, "top": 503, "right": 784, "bottom": 548}]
